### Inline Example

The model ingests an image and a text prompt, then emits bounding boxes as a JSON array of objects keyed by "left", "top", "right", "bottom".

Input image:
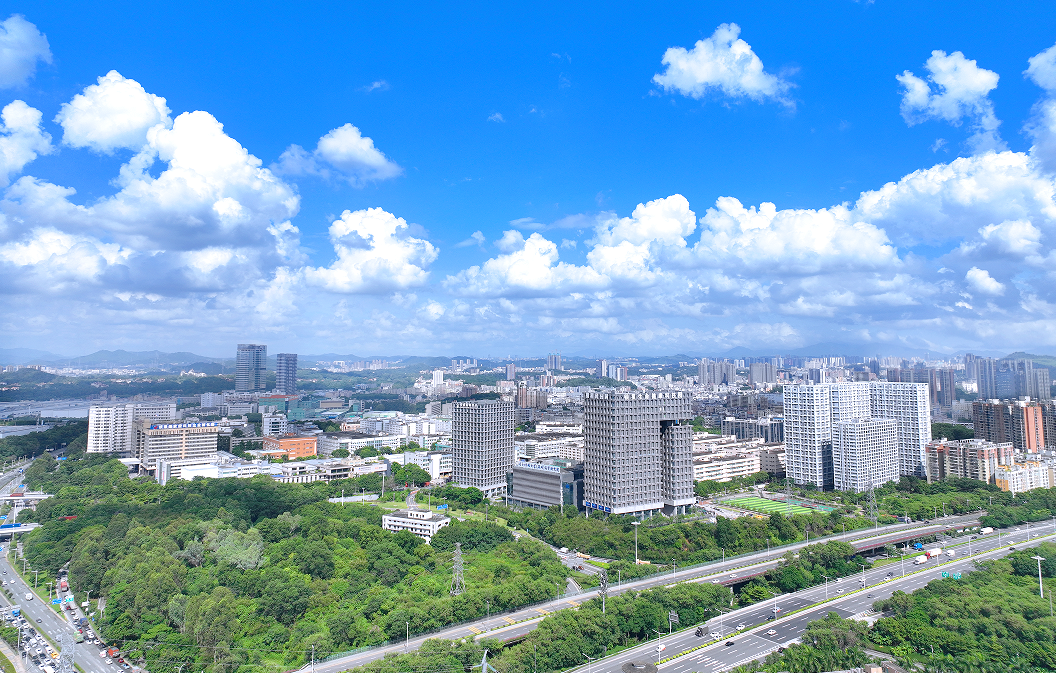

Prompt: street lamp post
[
  {"left": 405, "top": 621, "right": 409, "bottom": 652},
  {"left": 821, "top": 574, "right": 830, "bottom": 600},
  {"left": 1033, "top": 556, "right": 1046, "bottom": 598},
  {"left": 654, "top": 629, "right": 663, "bottom": 665}
]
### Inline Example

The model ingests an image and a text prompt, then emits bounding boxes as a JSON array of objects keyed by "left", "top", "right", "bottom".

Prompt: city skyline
[{"left": 4, "top": 5, "right": 1056, "bottom": 357}]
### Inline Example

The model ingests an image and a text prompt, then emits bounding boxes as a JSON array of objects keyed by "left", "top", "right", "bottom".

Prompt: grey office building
[
  {"left": 275, "top": 353, "right": 298, "bottom": 394},
  {"left": 506, "top": 460, "right": 584, "bottom": 510},
  {"left": 452, "top": 399, "right": 515, "bottom": 499},
  {"left": 235, "top": 344, "right": 268, "bottom": 392},
  {"left": 583, "top": 390, "right": 694, "bottom": 516}
]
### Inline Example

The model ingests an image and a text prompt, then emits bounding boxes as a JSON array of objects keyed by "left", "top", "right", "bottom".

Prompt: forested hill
[{"left": 18, "top": 454, "right": 568, "bottom": 673}]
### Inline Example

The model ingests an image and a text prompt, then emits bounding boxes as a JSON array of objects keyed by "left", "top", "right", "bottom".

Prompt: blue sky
[{"left": 3, "top": 2, "right": 1056, "bottom": 357}]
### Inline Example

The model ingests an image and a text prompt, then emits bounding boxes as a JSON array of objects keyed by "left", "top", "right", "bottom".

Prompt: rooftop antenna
[{"left": 450, "top": 542, "right": 466, "bottom": 596}]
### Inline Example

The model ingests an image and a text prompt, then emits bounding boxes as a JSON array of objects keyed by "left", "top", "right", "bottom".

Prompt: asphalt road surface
[
  {"left": 576, "top": 523, "right": 1056, "bottom": 673},
  {"left": 0, "top": 465, "right": 114, "bottom": 673},
  {"left": 311, "top": 513, "right": 984, "bottom": 673}
]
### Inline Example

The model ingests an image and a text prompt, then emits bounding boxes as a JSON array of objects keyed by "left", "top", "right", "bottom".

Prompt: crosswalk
[{"left": 467, "top": 626, "right": 482, "bottom": 634}]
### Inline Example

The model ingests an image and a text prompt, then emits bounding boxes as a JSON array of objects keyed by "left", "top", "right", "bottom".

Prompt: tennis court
[{"left": 727, "top": 496, "right": 815, "bottom": 516}]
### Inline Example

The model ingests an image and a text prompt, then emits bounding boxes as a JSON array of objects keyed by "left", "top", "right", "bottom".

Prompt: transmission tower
[
  {"left": 450, "top": 542, "right": 466, "bottom": 596},
  {"left": 598, "top": 569, "right": 608, "bottom": 614},
  {"left": 57, "top": 631, "right": 75, "bottom": 673}
]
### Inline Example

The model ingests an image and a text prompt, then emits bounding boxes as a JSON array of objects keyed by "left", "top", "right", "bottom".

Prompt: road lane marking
[
  {"left": 502, "top": 617, "right": 515, "bottom": 624},
  {"left": 467, "top": 627, "right": 481, "bottom": 634}
]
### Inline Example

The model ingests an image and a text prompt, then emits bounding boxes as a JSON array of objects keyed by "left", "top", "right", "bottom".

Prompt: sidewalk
[{"left": 0, "top": 636, "right": 27, "bottom": 673}]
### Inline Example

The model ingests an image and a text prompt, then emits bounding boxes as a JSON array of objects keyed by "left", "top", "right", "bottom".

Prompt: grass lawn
[{"left": 727, "top": 496, "right": 815, "bottom": 516}]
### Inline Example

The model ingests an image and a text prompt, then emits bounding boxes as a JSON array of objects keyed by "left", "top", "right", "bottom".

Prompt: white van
[{"left": 24, "top": 593, "right": 32, "bottom": 601}]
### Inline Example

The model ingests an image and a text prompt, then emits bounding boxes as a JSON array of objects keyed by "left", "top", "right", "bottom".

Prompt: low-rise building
[
  {"left": 759, "top": 445, "right": 786, "bottom": 474},
  {"left": 157, "top": 451, "right": 274, "bottom": 485},
  {"left": 515, "top": 432, "right": 585, "bottom": 461},
  {"left": 318, "top": 431, "right": 406, "bottom": 456},
  {"left": 262, "top": 413, "right": 288, "bottom": 437},
  {"left": 261, "top": 434, "right": 318, "bottom": 460},
  {"left": 506, "top": 459, "right": 584, "bottom": 510},
  {"left": 381, "top": 509, "right": 451, "bottom": 543},
  {"left": 693, "top": 452, "right": 761, "bottom": 482},
  {"left": 534, "top": 421, "right": 583, "bottom": 434},
  {"left": 997, "top": 460, "right": 1052, "bottom": 493},
  {"left": 387, "top": 450, "right": 452, "bottom": 482}
]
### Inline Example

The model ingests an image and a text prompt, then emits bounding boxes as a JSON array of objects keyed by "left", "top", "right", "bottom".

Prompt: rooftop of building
[
  {"left": 515, "top": 432, "right": 584, "bottom": 442},
  {"left": 382, "top": 508, "right": 450, "bottom": 523}
]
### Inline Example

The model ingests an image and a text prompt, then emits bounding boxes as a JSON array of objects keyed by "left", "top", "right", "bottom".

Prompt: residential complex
[
  {"left": 973, "top": 399, "right": 1046, "bottom": 454},
  {"left": 784, "top": 382, "right": 930, "bottom": 490},
  {"left": 925, "top": 438, "right": 1013, "bottom": 484}
]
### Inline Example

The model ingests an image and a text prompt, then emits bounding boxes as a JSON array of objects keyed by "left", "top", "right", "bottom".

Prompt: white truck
[
  {"left": 926, "top": 548, "right": 943, "bottom": 559},
  {"left": 914, "top": 554, "right": 928, "bottom": 565},
  {"left": 980, "top": 527, "right": 994, "bottom": 535}
]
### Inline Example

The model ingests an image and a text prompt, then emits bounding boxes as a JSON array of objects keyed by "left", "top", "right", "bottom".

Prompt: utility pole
[{"left": 1033, "top": 556, "right": 1046, "bottom": 598}]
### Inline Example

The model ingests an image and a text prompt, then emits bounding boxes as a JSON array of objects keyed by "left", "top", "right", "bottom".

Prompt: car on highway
[
  {"left": 736, "top": 623, "right": 745, "bottom": 629},
  {"left": 725, "top": 640, "right": 735, "bottom": 646},
  {"left": 34, "top": 618, "right": 40, "bottom": 623},
  {"left": 24, "top": 593, "right": 32, "bottom": 601},
  {"left": 766, "top": 629, "right": 777, "bottom": 635},
  {"left": 837, "top": 588, "right": 844, "bottom": 594},
  {"left": 106, "top": 660, "right": 113, "bottom": 666}
]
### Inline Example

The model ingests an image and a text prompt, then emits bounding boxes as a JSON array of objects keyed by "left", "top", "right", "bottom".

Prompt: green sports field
[{"left": 726, "top": 496, "right": 815, "bottom": 516}]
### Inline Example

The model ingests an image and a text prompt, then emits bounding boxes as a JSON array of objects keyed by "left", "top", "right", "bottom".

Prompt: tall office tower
[
  {"left": 964, "top": 353, "right": 979, "bottom": 381},
  {"left": 451, "top": 400, "right": 515, "bottom": 499},
  {"left": 749, "top": 362, "right": 776, "bottom": 385},
  {"left": 87, "top": 403, "right": 178, "bottom": 455},
  {"left": 275, "top": 353, "right": 298, "bottom": 394},
  {"left": 1036, "top": 369, "right": 1052, "bottom": 401},
  {"left": 583, "top": 390, "right": 694, "bottom": 516},
  {"left": 506, "top": 363, "right": 516, "bottom": 381},
  {"left": 928, "top": 368, "right": 956, "bottom": 407},
  {"left": 547, "top": 352, "right": 562, "bottom": 371},
  {"left": 869, "top": 382, "right": 931, "bottom": 478},
  {"left": 832, "top": 418, "right": 898, "bottom": 493},
  {"left": 596, "top": 359, "right": 609, "bottom": 378},
  {"left": 235, "top": 344, "right": 267, "bottom": 392}
]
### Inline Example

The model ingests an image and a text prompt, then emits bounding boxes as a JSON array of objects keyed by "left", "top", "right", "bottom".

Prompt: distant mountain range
[{"left": 0, "top": 345, "right": 1046, "bottom": 368}]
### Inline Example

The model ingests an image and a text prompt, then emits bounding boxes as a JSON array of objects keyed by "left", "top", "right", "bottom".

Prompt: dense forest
[
  {"left": 17, "top": 454, "right": 570, "bottom": 673},
  {"left": 0, "top": 421, "right": 87, "bottom": 461}
]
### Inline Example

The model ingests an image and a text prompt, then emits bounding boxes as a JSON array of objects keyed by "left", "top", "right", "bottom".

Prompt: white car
[
  {"left": 837, "top": 589, "right": 844, "bottom": 594},
  {"left": 24, "top": 593, "right": 32, "bottom": 601},
  {"left": 106, "top": 660, "right": 113, "bottom": 666},
  {"left": 766, "top": 629, "right": 777, "bottom": 636},
  {"left": 736, "top": 623, "right": 745, "bottom": 629}
]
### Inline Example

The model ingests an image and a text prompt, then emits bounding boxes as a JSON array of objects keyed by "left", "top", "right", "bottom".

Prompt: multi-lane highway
[
  {"left": 571, "top": 523, "right": 1056, "bottom": 673},
  {"left": 311, "top": 514, "right": 983, "bottom": 673},
  {"left": 0, "top": 463, "right": 112, "bottom": 673}
]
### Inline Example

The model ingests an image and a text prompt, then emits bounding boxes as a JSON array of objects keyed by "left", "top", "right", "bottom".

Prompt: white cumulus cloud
[
  {"left": 0, "top": 15, "right": 50, "bottom": 89},
  {"left": 965, "top": 266, "right": 1005, "bottom": 295},
  {"left": 55, "top": 71, "right": 172, "bottom": 153},
  {"left": 653, "top": 23, "right": 794, "bottom": 107},
  {"left": 305, "top": 207, "right": 437, "bottom": 293},
  {"left": 274, "top": 123, "right": 401, "bottom": 186},
  {"left": 897, "top": 50, "right": 1005, "bottom": 153},
  {"left": 1025, "top": 43, "right": 1056, "bottom": 173},
  {"left": 0, "top": 100, "right": 52, "bottom": 187},
  {"left": 446, "top": 231, "right": 605, "bottom": 297}
]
